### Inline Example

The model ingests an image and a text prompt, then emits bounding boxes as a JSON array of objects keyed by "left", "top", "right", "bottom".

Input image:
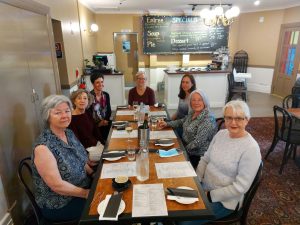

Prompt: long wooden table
[
  {"left": 287, "top": 108, "right": 300, "bottom": 119},
  {"left": 79, "top": 106, "right": 214, "bottom": 224}
]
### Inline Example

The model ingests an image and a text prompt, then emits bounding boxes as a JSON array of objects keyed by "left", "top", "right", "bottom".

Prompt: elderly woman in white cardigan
[{"left": 179, "top": 100, "right": 261, "bottom": 225}]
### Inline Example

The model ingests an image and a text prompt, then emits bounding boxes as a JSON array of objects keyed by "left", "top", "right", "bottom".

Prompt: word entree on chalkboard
[{"left": 143, "top": 15, "right": 229, "bottom": 54}]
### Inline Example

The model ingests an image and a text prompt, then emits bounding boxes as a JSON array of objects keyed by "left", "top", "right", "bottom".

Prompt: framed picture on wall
[{"left": 122, "top": 40, "right": 130, "bottom": 53}]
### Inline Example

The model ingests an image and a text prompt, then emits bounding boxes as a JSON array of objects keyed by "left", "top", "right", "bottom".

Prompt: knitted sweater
[{"left": 196, "top": 129, "right": 261, "bottom": 210}]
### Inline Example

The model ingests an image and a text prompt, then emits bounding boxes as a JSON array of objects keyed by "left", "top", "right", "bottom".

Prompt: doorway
[
  {"left": 113, "top": 32, "right": 138, "bottom": 87},
  {"left": 272, "top": 23, "right": 300, "bottom": 97}
]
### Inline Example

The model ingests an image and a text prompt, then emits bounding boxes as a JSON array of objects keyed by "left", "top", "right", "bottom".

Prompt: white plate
[
  {"left": 173, "top": 186, "right": 198, "bottom": 205},
  {"left": 97, "top": 199, "right": 125, "bottom": 216},
  {"left": 103, "top": 151, "right": 123, "bottom": 161},
  {"left": 155, "top": 143, "right": 175, "bottom": 147}
]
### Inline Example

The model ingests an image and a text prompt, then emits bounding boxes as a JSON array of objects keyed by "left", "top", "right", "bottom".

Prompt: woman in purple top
[
  {"left": 128, "top": 71, "right": 155, "bottom": 106},
  {"left": 69, "top": 89, "right": 104, "bottom": 148}
]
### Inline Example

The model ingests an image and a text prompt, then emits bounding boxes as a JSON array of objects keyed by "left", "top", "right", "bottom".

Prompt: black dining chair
[
  {"left": 264, "top": 106, "right": 300, "bottom": 174},
  {"left": 226, "top": 73, "right": 247, "bottom": 102},
  {"left": 282, "top": 93, "right": 300, "bottom": 109},
  {"left": 208, "top": 162, "right": 263, "bottom": 225},
  {"left": 18, "top": 157, "right": 78, "bottom": 225},
  {"left": 216, "top": 117, "right": 225, "bottom": 131}
]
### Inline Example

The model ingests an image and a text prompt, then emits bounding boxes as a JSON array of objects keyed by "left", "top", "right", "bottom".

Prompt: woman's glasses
[{"left": 224, "top": 116, "right": 245, "bottom": 122}]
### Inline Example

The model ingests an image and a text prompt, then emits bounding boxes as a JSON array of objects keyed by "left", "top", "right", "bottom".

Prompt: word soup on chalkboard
[{"left": 143, "top": 15, "right": 229, "bottom": 54}]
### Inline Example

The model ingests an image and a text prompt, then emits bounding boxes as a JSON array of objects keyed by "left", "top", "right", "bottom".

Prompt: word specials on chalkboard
[{"left": 142, "top": 15, "right": 229, "bottom": 54}]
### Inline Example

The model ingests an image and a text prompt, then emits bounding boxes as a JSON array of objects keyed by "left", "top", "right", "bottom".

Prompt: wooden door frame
[
  {"left": 113, "top": 32, "right": 139, "bottom": 86},
  {"left": 271, "top": 22, "right": 300, "bottom": 95}
]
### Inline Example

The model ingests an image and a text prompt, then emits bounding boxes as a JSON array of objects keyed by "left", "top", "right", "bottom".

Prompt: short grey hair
[
  {"left": 135, "top": 71, "right": 146, "bottom": 79},
  {"left": 41, "top": 95, "right": 72, "bottom": 128},
  {"left": 70, "top": 89, "right": 94, "bottom": 109},
  {"left": 223, "top": 100, "right": 251, "bottom": 119},
  {"left": 189, "top": 89, "right": 211, "bottom": 111}
]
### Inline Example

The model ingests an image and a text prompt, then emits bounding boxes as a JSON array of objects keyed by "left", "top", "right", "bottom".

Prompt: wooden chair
[
  {"left": 264, "top": 106, "right": 300, "bottom": 174},
  {"left": 226, "top": 73, "right": 247, "bottom": 102},
  {"left": 18, "top": 157, "right": 78, "bottom": 225},
  {"left": 209, "top": 162, "right": 263, "bottom": 225}
]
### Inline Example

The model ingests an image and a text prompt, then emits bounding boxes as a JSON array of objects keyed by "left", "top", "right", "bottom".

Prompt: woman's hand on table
[
  {"left": 98, "top": 120, "right": 109, "bottom": 127},
  {"left": 158, "top": 120, "right": 167, "bottom": 129}
]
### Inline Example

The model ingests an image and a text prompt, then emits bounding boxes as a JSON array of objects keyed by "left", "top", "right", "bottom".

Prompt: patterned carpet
[{"left": 245, "top": 117, "right": 300, "bottom": 225}]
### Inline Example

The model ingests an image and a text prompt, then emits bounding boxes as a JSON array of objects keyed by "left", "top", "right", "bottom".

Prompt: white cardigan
[{"left": 196, "top": 129, "right": 261, "bottom": 210}]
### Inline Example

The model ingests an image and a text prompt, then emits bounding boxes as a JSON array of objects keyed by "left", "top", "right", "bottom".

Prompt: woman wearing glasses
[
  {"left": 128, "top": 71, "right": 155, "bottom": 106},
  {"left": 179, "top": 100, "right": 261, "bottom": 225}
]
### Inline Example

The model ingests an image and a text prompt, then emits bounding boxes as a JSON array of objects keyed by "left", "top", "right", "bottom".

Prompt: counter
[
  {"left": 84, "top": 72, "right": 125, "bottom": 109},
  {"left": 164, "top": 69, "right": 229, "bottom": 109}
]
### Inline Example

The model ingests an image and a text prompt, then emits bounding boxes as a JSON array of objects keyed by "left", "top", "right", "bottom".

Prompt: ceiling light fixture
[
  {"left": 254, "top": 1, "right": 260, "bottom": 6},
  {"left": 189, "top": 2, "right": 240, "bottom": 26}
]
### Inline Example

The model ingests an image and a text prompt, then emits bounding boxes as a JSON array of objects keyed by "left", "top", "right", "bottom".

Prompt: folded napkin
[
  {"left": 99, "top": 193, "right": 123, "bottom": 221},
  {"left": 155, "top": 139, "right": 174, "bottom": 145},
  {"left": 117, "top": 105, "right": 128, "bottom": 109},
  {"left": 158, "top": 149, "right": 179, "bottom": 157},
  {"left": 102, "top": 151, "right": 126, "bottom": 158},
  {"left": 167, "top": 188, "right": 198, "bottom": 198}
]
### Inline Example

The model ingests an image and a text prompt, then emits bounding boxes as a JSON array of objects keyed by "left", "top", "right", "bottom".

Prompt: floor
[{"left": 155, "top": 90, "right": 282, "bottom": 118}]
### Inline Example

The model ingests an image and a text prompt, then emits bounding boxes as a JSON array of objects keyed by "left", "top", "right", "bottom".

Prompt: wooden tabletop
[
  {"left": 287, "top": 108, "right": 300, "bottom": 119},
  {"left": 79, "top": 106, "right": 214, "bottom": 224}
]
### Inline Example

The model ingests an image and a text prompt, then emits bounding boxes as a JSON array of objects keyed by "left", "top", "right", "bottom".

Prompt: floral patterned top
[
  {"left": 167, "top": 109, "right": 217, "bottom": 157},
  {"left": 31, "top": 128, "right": 90, "bottom": 209}
]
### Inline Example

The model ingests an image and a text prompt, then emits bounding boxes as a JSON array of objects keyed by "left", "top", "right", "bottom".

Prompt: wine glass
[
  {"left": 125, "top": 123, "right": 133, "bottom": 143},
  {"left": 132, "top": 101, "right": 139, "bottom": 110}
]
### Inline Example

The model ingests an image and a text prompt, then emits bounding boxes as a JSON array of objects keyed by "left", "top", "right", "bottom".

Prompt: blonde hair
[{"left": 70, "top": 89, "right": 94, "bottom": 109}]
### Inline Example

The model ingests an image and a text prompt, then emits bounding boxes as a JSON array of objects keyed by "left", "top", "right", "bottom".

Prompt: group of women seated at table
[{"left": 31, "top": 71, "right": 261, "bottom": 224}]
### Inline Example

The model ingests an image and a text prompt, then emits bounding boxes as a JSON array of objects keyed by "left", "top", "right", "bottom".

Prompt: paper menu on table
[
  {"left": 132, "top": 184, "right": 168, "bottom": 217},
  {"left": 155, "top": 162, "right": 197, "bottom": 179},
  {"left": 100, "top": 162, "right": 136, "bottom": 179},
  {"left": 150, "top": 130, "right": 177, "bottom": 140},
  {"left": 149, "top": 111, "right": 167, "bottom": 117},
  {"left": 111, "top": 130, "right": 138, "bottom": 139},
  {"left": 116, "top": 110, "right": 135, "bottom": 116}
]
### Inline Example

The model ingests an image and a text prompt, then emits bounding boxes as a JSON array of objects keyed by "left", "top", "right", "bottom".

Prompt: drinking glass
[
  {"left": 127, "top": 145, "right": 136, "bottom": 161},
  {"left": 132, "top": 101, "right": 139, "bottom": 109},
  {"left": 151, "top": 118, "right": 158, "bottom": 131},
  {"left": 125, "top": 123, "right": 133, "bottom": 143}
]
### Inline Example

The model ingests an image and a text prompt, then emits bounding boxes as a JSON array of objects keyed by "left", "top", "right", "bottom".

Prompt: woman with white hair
[
  {"left": 32, "top": 95, "right": 92, "bottom": 221},
  {"left": 158, "top": 89, "right": 217, "bottom": 168},
  {"left": 128, "top": 71, "right": 155, "bottom": 105},
  {"left": 179, "top": 100, "right": 261, "bottom": 225}
]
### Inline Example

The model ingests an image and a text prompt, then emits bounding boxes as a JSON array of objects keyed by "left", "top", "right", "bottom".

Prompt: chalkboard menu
[{"left": 143, "top": 15, "right": 229, "bottom": 54}]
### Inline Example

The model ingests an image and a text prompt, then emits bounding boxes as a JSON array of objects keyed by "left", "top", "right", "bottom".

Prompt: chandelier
[{"left": 189, "top": 3, "right": 240, "bottom": 26}]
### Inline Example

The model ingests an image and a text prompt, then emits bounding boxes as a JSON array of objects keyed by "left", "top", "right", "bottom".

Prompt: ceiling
[{"left": 79, "top": 0, "right": 300, "bottom": 14}]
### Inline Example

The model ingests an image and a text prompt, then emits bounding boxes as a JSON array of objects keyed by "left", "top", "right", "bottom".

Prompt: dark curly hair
[
  {"left": 178, "top": 74, "right": 196, "bottom": 99},
  {"left": 90, "top": 73, "right": 104, "bottom": 84}
]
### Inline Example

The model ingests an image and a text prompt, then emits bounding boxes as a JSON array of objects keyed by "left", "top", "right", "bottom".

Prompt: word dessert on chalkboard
[{"left": 143, "top": 15, "right": 229, "bottom": 54}]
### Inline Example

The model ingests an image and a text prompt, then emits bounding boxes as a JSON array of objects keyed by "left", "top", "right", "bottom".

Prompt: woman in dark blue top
[{"left": 32, "top": 95, "right": 92, "bottom": 222}]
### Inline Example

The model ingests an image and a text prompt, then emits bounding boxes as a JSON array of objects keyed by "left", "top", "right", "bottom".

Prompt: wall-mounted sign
[
  {"left": 55, "top": 42, "right": 63, "bottom": 58},
  {"left": 142, "top": 15, "right": 229, "bottom": 54},
  {"left": 122, "top": 40, "right": 130, "bottom": 53}
]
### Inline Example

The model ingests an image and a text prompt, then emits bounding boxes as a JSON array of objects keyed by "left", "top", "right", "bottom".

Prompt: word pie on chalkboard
[{"left": 143, "top": 15, "right": 229, "bottom": 54}]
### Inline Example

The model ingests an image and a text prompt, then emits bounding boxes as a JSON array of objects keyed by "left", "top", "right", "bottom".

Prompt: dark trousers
[{"left": 189, "top": 155, "right": 201, "bottom": 169}]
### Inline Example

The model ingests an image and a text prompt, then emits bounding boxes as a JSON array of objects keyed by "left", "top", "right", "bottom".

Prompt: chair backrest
[
  {"left": 227, "top": 73, "right": 235, "bottom": 89},
  {"left": 216, "top": 117, "right": 225, "bottom": 131},
  {"left": 232, "top": 50, "right": 248, "bottom": 73},
  {"left": 18, "top": 157, "right": 43, "bottom": 225},
  {"left": 240, "top": 162, "right": 263, "bottom": 222},
  {"left": 273, "top": 105, "right": 295, "bottom": 142}
]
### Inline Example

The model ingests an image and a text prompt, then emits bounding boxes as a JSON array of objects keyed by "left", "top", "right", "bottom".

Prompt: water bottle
[{"left": 136, "top": 147, "right": 149, "bottom": 181}]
